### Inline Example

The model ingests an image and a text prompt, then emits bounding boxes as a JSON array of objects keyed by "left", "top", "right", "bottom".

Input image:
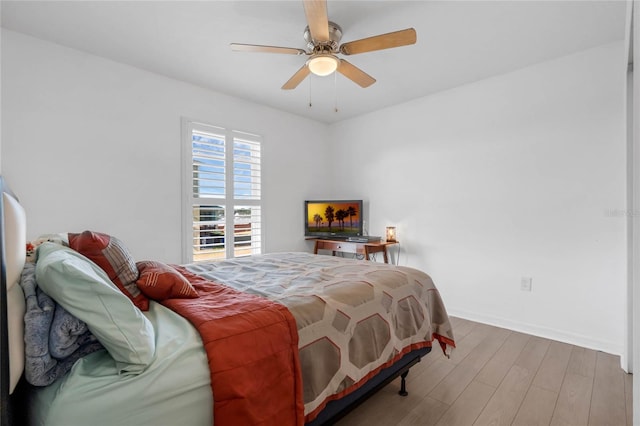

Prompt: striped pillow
[
  {"left": 135, "top": 261, "right": 198, "bottom": 301},
  {"left": 69, "top": 231, "right": 148, "bottom": 311}
]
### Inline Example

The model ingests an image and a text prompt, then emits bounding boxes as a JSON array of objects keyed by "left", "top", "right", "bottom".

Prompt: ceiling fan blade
[
  {"left": 339, "top": 28, "right": 417, "bottom": 55},
  {"left": 303, "top": 0, "right": 330, "bottom": 43},
  {"left": 282, "top": 65, "right": 311, "bottom": 90},
  {"left": 337, "top": 59, "right": 376, "bottom": 88},
  {"left": 230, "top": 43, "right": 307, "bottom": 55}
]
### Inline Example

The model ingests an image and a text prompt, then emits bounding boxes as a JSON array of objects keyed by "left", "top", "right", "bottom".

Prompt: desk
[{"left": 312, "top": 239, "right": 398, "bottom": 264}]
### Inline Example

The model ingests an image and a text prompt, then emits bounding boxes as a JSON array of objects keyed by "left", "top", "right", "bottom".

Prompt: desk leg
[
  {"left": 364, "top": 246, "right": 370, "bottom": 261},
  {"left": 314, "top": 241, "right": 319, "bottom": 255},
  {"left": 383, "top": 247, "right": 389, "bottom": 264}
]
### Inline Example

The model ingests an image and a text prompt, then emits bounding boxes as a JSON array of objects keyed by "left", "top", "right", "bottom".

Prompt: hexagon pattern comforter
[{"left": 185, "top": 252, "right": 455, "bottom": 422}]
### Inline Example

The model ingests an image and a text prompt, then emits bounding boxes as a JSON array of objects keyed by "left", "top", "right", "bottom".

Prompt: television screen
[{"left": 305, "top": 200, "right": 363, "bottom": 238}]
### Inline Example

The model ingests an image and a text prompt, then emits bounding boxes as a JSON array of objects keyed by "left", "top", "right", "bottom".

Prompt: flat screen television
[{"left": 304, "top": 200, "right": 364, "bottom": 238}]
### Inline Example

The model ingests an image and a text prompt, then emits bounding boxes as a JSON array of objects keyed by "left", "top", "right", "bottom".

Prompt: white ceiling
[{"left": 0, "top": 0, "right": 627, "bottom": 124}]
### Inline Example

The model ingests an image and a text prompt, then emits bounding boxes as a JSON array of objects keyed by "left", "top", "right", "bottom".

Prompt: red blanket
[{"left": 162, "top": 266, "right": 304, "bottom": 426}]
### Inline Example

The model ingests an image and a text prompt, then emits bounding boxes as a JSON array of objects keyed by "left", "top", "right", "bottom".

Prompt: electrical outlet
[{"left": 520, "top": 277, "right": 532, "bottom": 292}]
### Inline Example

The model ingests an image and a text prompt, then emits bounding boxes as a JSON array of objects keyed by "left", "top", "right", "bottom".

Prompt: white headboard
[{"left": 1, "top": 177, "right": 27, "bottom": 425}]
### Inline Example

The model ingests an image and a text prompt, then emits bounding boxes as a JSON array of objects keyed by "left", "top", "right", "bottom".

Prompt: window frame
[{"left": 181, "top": 118, "right": 263, "bottom": 263}]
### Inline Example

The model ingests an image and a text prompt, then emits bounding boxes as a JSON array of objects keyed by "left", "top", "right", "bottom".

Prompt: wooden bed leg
[{"left": 398, "top": 371, "right": 409, "bottom": 396}]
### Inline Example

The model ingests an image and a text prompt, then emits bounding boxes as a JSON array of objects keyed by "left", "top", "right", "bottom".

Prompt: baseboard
[{"left": 447, "top": 308, "right": 624, "bottom": 357}]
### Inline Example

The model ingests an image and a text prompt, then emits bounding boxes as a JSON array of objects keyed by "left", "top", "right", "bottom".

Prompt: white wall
[
  {"left": 329, "top": 42, "right": 627, "bottom": 355},
  {"left": 1, "top": 28, "right": 629, "bottom": 355},
  {"left": 632, "top": 0, "right": 640, "bottom": 417},
  {"left": 0, "top": 29, "right": 329, "bottom": 262}
]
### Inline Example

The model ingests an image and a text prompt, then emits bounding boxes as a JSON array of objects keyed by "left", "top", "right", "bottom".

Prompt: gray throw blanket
[{"left": 20, "top": 262, "right": 104, "bottom": 386}]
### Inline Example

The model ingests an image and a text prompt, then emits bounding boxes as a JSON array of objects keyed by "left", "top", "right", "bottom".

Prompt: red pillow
[
  {"left": 135, "top": 261, "right": 198, "bottom": 300},
  {"left": 68, "top": 231, "right": 149, "bottom": 311}
]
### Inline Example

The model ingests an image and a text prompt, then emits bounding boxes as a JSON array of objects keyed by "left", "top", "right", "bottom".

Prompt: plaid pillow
[{"left": 68, "top": 231, "right": 148, "bottom": 311}]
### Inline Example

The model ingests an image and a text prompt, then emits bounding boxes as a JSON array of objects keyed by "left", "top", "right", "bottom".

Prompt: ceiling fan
[{"left": 230, "top": 0, "right": 417, "bottom": 90}]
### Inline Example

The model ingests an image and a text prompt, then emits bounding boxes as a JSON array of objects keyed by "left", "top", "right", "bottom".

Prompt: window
[{"left": 182, "top": 119, "right": 262, "bottom": 262}]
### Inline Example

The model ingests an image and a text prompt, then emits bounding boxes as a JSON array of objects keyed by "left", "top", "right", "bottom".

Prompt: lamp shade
[
  {"left": 308, "top": 54, "right": 339, "bottom": 76},
  {"left": 386, "top": 226, "right": 397, "bottom": 243}
]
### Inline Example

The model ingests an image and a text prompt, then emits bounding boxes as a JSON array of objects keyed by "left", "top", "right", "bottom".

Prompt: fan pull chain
[
  {"left": 334, "top": 72, "right": 338, "bottom": 113},
  {"left": 308, "top": 76, "right": 312, "bottom": 108}
]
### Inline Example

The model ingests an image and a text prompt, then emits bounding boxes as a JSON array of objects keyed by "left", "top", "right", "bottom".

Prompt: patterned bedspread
[{"left": 185, "top": 252, "right": 455, "bottom": 421}]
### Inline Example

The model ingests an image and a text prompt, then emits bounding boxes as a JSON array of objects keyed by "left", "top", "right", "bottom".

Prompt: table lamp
[{"left": 385, "top": 226, "right": 397, "bottom": 243}]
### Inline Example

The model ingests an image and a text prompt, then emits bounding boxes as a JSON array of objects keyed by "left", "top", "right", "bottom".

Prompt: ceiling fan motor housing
[{"left": 304, "top": 21, "right": 343, "bottom": 52}]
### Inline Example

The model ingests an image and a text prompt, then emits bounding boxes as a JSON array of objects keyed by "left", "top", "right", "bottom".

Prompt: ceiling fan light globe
[{"left": 308, "top": 55, "right": 339, "bottom": 76}]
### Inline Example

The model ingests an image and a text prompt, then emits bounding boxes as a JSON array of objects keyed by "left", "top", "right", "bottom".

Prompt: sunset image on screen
[{"left": 306, "top": 202, "right": 361, "bottom": 233}]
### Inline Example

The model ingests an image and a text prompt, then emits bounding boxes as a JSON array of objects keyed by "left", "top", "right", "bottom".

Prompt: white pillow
[{"left": 3, "top": 192, "right": 26, "bottom": 394}]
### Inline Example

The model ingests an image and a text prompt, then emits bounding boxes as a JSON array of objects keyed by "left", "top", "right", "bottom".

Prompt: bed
[{"left": 0, "top": 177, "right": 455, "bottom": 426}]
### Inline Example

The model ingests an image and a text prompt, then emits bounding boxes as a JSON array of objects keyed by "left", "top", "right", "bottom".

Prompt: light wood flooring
[{"left": 336, "top": 317, "right": 632, "bottom": 426}]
